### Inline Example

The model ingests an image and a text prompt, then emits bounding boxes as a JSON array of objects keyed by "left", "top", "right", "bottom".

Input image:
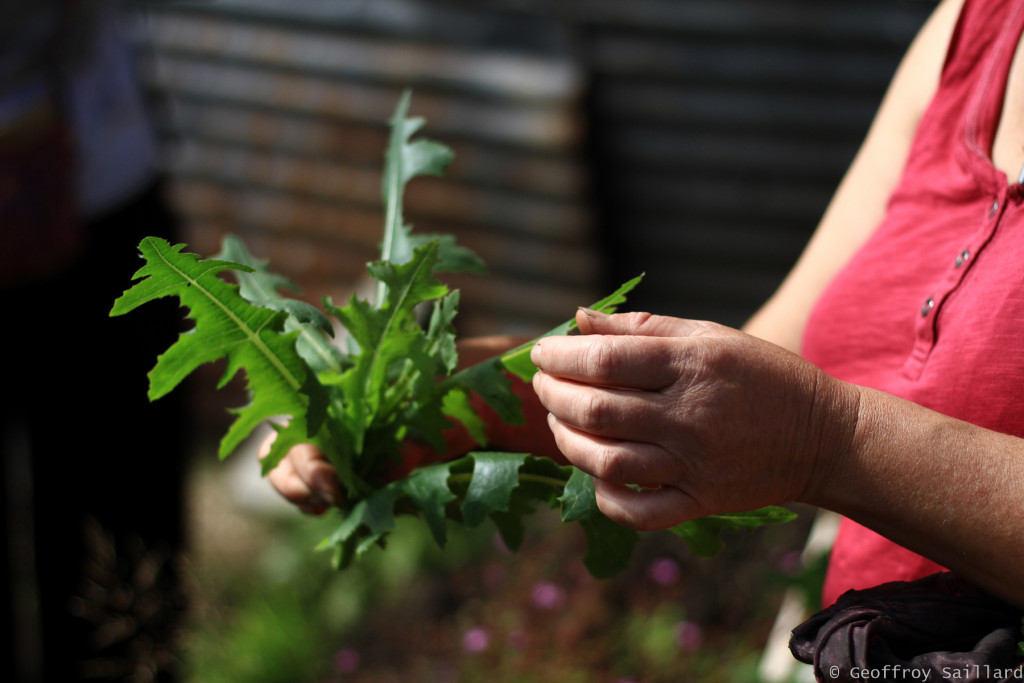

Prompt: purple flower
[
  {"left": 647, "top": 557, "right": 681, "bottom": 586},
  {"left": 463, "top": 627, "right": 491, "bottom": 653},
  {"left": 334, "top": 647, "right": 360, "bottom": 673},
  {"left": 676, "top": 620, "right": 703, "bottom": 651},
  {"left": 529, "top": 580, "right": 566, "bottom": 610}
]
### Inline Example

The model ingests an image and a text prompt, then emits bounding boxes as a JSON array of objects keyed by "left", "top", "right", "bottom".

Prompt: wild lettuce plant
[{"left": 111, "top": 92, "right": 793, "bottom": 577}]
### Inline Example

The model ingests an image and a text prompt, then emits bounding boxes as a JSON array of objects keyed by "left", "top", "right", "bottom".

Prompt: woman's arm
[
  {"left": 530, "top": 310, "right": 1024, "bottom": 608},
  {"left": 806, "top": 384, "right": 1024, "bottom": 607},
  {"left": 744, "top": 0, "right": 965, "bottom": 351}
]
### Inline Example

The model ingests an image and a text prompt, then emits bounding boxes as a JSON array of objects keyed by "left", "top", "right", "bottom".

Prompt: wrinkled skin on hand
[{"left": 530, "top": 309, "right": 856, "bottom": 531}]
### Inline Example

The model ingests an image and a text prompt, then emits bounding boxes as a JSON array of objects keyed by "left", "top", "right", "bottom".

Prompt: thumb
[{"left": 575, "top": 308, "right": 710, "bottom": 338}]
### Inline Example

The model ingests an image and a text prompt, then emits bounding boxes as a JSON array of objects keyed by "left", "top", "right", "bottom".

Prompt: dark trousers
[{"left": 1, "top": 180, "right": 187, "bottom": 682}]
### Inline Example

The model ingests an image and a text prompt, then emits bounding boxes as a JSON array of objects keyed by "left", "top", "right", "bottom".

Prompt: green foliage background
[{"left": 183, "top": 453, "right": 821, "bottom": 683}]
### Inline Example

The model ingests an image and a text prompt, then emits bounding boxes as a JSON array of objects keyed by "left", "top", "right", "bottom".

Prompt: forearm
[{"left": 804, "top": 381, "right": 1024, "bottom": 607}]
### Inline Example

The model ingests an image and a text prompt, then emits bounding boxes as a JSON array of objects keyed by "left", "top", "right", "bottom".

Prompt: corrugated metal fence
[{"left": 135, "top": 0, "right": 936, "bottom": 334}]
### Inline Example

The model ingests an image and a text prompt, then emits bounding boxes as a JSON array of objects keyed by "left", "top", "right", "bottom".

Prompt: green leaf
[
  {"left": 401, "top": 463, "right": 457, "bottom": 546},
  {"left": 557, "top": 468, "right": 639, "bottom": 576},
  {"left": 501, "top": 273, "right": 645, "bottom": 382},
  {"left": 321, "top": 485, "right": 400, "bottom": 563},
  {"left": 669, "top": 506, "right": 798, "bottom": 556},
  {"left": 558, "top": 468, "right": 600, "bottom": 522},
  {"left": 461, "top": 452, "right": 527, "bottom": 528},
  {"left": 377, "top": 89, "right": 458, "bottom": 303},
  {"left": 580, "top": 514, "right": 639, "bottom": 579},
  {"left": 441, "top": 387, "right": 488, "bottom": 446},
  {"left": 426, "top": 291, "right": 461, "bottom": 374},
  {"left": 447, "top": 357, "right": 524, "bottom": 427},
  {"left": 495, "top": 457, "right": 571, "bottom": 551},
  {"left": 212, "top": 235, "right": 351, "bottom": 378},
  {"left": 114, "top": 94, "right": 792, "bottom": 581},
  {"left": 408, "top": 233, "right": 486, "bottom": 275},
  {"left": 328, "top": 242, "right": 447, "bottom": 455},
  {"left": 214, "top": 235, "right": 333, "bottom": 336},
  {"left": 489, "top": 501, "right": 533, "bottom": 552},
  {"left": 110, "top": 237, "right": 324, "bottom": 462}
]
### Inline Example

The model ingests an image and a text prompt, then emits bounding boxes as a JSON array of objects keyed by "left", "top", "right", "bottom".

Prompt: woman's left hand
[{"left": 530, "top": 309, "right": 860, "bottom": 531}]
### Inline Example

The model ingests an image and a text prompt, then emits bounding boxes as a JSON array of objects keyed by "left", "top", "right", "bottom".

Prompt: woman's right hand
[{"left": 260, "top": 436, "right": 344, "bottom": 515}]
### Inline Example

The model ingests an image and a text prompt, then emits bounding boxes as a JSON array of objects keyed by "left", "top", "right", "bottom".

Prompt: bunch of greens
[{"left": 111, "top": 92, "right": 793, "bottom": 577}]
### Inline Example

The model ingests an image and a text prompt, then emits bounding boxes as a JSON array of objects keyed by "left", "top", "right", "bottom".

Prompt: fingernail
[
  {"left": 530, "top": 342, "right": 542, "bottom": 365},
  {"left": 578, "top": 306, "right": 607, "bottom": 319}
]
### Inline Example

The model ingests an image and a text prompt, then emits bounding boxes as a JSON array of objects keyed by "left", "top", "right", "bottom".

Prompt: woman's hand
[
  {"left": 530, "top": 309, "right": 860, "bottom": 531},
  {"left": 260, "top": 436, "right": 344, "bottom": 515}
]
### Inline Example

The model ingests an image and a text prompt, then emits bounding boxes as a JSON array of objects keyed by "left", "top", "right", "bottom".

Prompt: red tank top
[{"left": 801, "top": 0, "right": 1024, "bottom": 607}]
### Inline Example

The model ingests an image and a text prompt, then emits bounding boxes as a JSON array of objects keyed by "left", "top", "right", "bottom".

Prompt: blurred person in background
[{"left": 1, "top": 1, "right": 185, "bottom": 681}]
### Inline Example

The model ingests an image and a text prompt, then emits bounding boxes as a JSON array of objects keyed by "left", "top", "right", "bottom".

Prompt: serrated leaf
[
  {"left": 368, "top": 243, "right": 449, "bottom": 309},
  {"left": 408, "top": 233, "right": 486, "bottom": 275},
  {"left": 322, "top": 486, "right": 400, "bottom": 557},
  {"left": 447, "top": 357, "right": 523, "bottom": 426},
  {"left": 286, "top": 317, "right": 352, "bottom": 376},
  {"left": 669, "top": 506, "right": 797, "bottom": 556},
  {"left": 426, "top": 291, "right": 460, "bottom": 374},
  {"left": 441, "top": 387, "right": 488, "bottom": 446},
  {"left": 491, "top": 456, "right": 573, "bottom": 551},
  {"left": 489, "top": 505, "right": 530, "bottom": 552},
  {"left": 401, "top": 463, "right": 457, "bottom": 546},
  {"left": 515, "top": 455, "right": 575, "bottom": 504},
  {"left": 501, "top": 273, "right": 645, "bottom": 382},
  {"left": 214, "top": 234, "right": 334, "bottom": 336},
  {"left": 378, "top": 89, "right": 457, "bottom": 303},
  {"left": 555, "top": 467, "right": 639, "bottom": 577},
  {"left": 328, "top": 243, "right": 447, "bottom": 455},
  {"left": 461, "top": 452, "right": 527, "bottom": 528},
  {"left": 219, "top": 235, "right": 349, "bottom": 376},
  {"left": 110, "top": 237, "right": 323, "bottom": 461}
]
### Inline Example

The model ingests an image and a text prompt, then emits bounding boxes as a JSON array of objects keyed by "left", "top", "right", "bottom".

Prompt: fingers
[
  {"left": 531, "top": 312, "right": 722, "bottom": 391},
  {"left": 591, "top": 477, "right": 700, "bottom": 531},
  {"left": 575, "top": 309, "right": 712, "bottom": 338},
  {"left": 531, "top": 334, "right": 682, "bottom": 391},
  {"left": 534, "top": 372, "right": 676, "bottom": 440},
  {"left": 261, "top": 436, "right": 342, "bottom": 514},
  {"left": 545, "top": 413, "right": 683, "bottom": 485}
]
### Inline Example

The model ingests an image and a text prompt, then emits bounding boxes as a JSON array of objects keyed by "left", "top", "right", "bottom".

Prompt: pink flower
[
  {"left": 647, "top": 557, "right": 681, "bottom": 586},
  {"left": 529, "top": 580, "right": 566, "bottom": 610},
  {"left": 463, "top": 627, "right": 491, "bottom": 653}
]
